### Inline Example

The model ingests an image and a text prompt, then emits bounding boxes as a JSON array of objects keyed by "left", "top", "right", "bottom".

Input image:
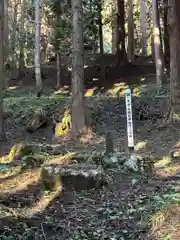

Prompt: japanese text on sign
[{"left": 125, "top": 88, "right": 134, "bottom": 148}]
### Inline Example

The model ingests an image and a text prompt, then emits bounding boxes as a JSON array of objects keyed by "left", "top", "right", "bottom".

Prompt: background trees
[
  {"left": 1, "top": 0, "right": 172, "bottom": 70},
  {"left": 0, "top": 0, "right": 180, "bottom": 137}
]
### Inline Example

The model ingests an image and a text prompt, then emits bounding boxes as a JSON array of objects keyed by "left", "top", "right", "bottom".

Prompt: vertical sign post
[{"left": 125, "top": 88, "right": 134, "bottom": 153}]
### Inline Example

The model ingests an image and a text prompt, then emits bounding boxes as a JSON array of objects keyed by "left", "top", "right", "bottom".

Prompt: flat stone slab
[{"left": 41, "top": 163, "right": 107, "bottom": 191}]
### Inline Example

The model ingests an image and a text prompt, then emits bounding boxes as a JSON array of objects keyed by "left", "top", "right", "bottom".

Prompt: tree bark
[
  {"left": 56, "top": 14, "right": 62, "bottom": 88},
  {"left": 71, "top": 0, "right": 86, "bottom": 137},
  {"left": 111, "top": 0, "right": 117, "bottom": 54},
  {"left": 19, "top": 0, "right": 25, "bottom": 79},
  {"left": 140, "top": 0, "right": 147, "bottom": 56},
  {"left": 127, "top": 0, "right": 134, "bottom": 62},
  {"left": 0, "top": 0, "right": 5, "bottom": 141},
  {"left": 116, "top": 0, "right": 126, "bottom": 65},
  {"left": 4, "top": 0, "right": 8, "bottom": 64},
  {"left": 35, "top": 0, "right": 42, "bottom": 96},
  {"left": 56, "top": 51, "right": 62, "bottom": 88},
  {"left": 98, "top": 0, "right": 103, "bottom": 54},
  {"left": 152, "top": 0, "right": 164, "bottom": 86},
  {"left": 11, "top": 0, "right": 18, "bottom": 68},
  {"left": 163, "top": 0, "right": 170, "bottom": 69},
  {"left": 168, "top": 0, "right": 180, "bottom": 118}
]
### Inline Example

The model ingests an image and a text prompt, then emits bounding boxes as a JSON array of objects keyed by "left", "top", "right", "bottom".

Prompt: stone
[
  {"left": 124, "top": 153, "right": 154, "bottom": 174},
  {"left": 41, "top": 163, "right": 107, "bottom": 191},
  {"left": 105, "top": 131, "right": 114, "bottom": 155},
  {"left": 101, "top": 151, "right": 127, "bottom": 168},
  {"left": 26, "top": 112, "right": 50, "bottom": 133}
]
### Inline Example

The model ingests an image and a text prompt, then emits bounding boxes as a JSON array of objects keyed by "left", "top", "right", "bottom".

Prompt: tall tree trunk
[
  {"left": 140, "top": 0, "right": 147, "bottom": 56},
  {"left": 71, "top": 0, "right": 86, "bottom": 137},
  {"left": 168, "top": 0, "right": 180, "bottom": 119},
  {"left": 163, "top": 0, "right": 170, "bottom": 69},
  {"left": 4, "top": 0, "right": 8, "bottom": 64},
  {"left": 19, "top": 0, "right": 25, "bottom": 79},
  {"left": 151, "top": 33, "right": 155, "bottom": 59},
  {"left": 11, "top": 0, "right": 18, "bottom": 68},
  {"left": 98, "top": 0, "right": 103, "bottom": 54},
  {"left": 35, "top": 0, "right": 42, "bottom": 97},
  {"left": 0, "top": 0, "right": 5, "bottom": 141},
  {"left": 56, "top": 14, "right": 62, "bottom": 88},
  {"left": 157, "top": 0, "right": 164, "bottom": 61},
  {"left": 152, "top": 0, "right": 164, "bottom": 86},
  {"left": 112, "top": 0, "right": 117, "bottom": 54},
  {"left": 116, "top": 0, "right": 126, "bottom": 65},
  {"left": 127, "top": 0, "right": 134, "bottom": 62},
  {"left": 56, "top": 51, "right": 62, "bottom": 88}
]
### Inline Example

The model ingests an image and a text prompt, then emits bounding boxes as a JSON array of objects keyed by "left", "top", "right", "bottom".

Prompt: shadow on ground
[{"left": 0, "top": 160, "right": 179, "bottom": 239}]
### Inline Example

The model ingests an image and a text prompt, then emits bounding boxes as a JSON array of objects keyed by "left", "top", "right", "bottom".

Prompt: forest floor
[{"left": 0, "top": 54, "right": 180, "bottom": 239}]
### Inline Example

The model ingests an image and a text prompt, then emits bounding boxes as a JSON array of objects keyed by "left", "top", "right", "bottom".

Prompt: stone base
[{"left": 41, "top": 164, "right": 107, "bottom": 191}]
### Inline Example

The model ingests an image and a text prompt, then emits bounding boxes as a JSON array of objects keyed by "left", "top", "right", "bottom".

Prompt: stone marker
[{"left": 41, "top": 163, "right": 107, "bottom": 191}]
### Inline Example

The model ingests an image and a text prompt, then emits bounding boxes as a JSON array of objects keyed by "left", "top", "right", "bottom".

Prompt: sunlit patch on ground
[
  {"left": 154, "top": 156, "right": 171, "bottom": 169},
  {"left": 174, "top": 141, "right": 180, "bottom": 148},
  {"left": 156, "top": 163, "right": 180, "bottom": 178},
  {"left": 0, "top": 168, "right": 40, "bottom": 195},
  {"left": 107, "top": 83, "right": 129, "bottom": 97},
  {"left": 7, "top": 86, "right": 18, "bottom": 90},
  {"left": 0, "top": 187, "right": 61, "bottom": 219},
  {"left": 79, "top": 128, "right": 94, "bottom": 144},
  {"left": 0, "top": 166, "right": 21, "bottom": 180},
  {"left": 23, "top": 187, "right": 62, "bottom": 218},
  {"left": 148, "top": 205, "right": 180, "bottom": 240},
  {"left": 134, "top": 141, "right": 147, "bottom": 151},
  {"left": 47, "top": 152, "right": 76, "bottom": 165},
  {"left": 0, "top": 155, "right": 10, "bottom": 164},
  {"left": 54, "top": 86, "right": 70, "bottom": 95},
  {"left": 84, "top": 87, "right": 96, "bottom": 97}
]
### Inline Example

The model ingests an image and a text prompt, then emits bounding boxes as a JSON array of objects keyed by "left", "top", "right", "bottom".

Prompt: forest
[{"left": 0, "top": 0, "right": 179, "bottom": 239}]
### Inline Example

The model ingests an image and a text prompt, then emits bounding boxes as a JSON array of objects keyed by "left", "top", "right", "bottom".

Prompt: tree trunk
[
  {"left": 168, "top": 0, "right": 180, "bottom": 119},
  {"left": 11, "top": 0, "right": 18, "bottom": 68},
  {"left": 112, "top": 0, "right": 117, "bottom": 54},
  {"left": 18, "top": 0, "right": 25, "bottom": 79},
  {"left": 140, "top": 0, "right": 147, "bottom": 56},
  {"left": 71, "top": 0, "right": 86, "bottom": 137},
  {"left": 157, "top": 0, "right": 164, "bottom": 62},
  {"left": 116, "top": 0, "right": 126, "bottom": 65},
  {"left": 0, "top": 0, "right": 5, "bottom": 141},
  {"left": 151, "top": 33, "right": 155, "bottom": 59},
  {"left": 98, "top": 1, "right": 103, "bottom": 54},
  {"left": 163, "top": 0, "right": 170, "bottom": 69},
  {"left": 35, "top": 0, "right": 42, "bottom": 97},
  {"left": 4, "top": 0, "right": 8, "bottom": 64},
  {"left": 56, "top": 14, "right": 62, "bottom": 88},
  {"left": 127, "top": 0, "right": 134, "bottom": 62},
  {"left": 56, "top": 51, "right": 62, "bottom": 88},
  {"left": 152, "top": 0, "right": 164, "bottom": 86}
]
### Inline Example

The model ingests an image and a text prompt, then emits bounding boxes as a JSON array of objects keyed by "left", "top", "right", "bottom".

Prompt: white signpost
[{"left": 125, "top": 88, "right": 134, "bottom": 152}]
